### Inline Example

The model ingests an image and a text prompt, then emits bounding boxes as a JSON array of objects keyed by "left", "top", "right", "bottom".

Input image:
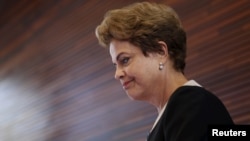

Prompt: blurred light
[{"left": 0, "top": 77, "right": 51, "bottom": 141}]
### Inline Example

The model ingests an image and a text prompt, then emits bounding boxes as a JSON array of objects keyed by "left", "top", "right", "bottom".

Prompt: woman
[{"left": 95, "top": 2, "right": 234, "bottom": 141}]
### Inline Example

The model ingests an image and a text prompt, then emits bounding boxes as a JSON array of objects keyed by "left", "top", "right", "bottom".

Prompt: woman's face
[{"left": 109, "top": 39, "right": 163, "bottom": 101}]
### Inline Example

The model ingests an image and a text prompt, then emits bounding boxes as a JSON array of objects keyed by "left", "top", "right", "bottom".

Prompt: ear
[{"left": 158, "top": 41, "right": 169, "bottom": 60}]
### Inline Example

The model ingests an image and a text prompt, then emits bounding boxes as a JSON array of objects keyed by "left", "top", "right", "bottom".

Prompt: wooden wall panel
[{"left": 0, "top": 0, "right": 249, "bottom": 141}]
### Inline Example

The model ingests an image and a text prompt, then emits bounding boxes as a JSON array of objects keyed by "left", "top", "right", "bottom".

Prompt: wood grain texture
[{"left": 0, "top": 0, "right": 249, "bottom": 140}]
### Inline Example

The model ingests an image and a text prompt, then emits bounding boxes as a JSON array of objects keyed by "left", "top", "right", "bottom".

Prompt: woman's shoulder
[
  {"left": 173, "top": 85, "right": 213, "bottom": 97},
  {"left": 169, "top": 86, "right": 222, "bottom": 105}
]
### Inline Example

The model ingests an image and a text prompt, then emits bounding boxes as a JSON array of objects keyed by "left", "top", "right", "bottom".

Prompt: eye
[{"left": 120, "top": 57, "right": 130, "bottom": 65}]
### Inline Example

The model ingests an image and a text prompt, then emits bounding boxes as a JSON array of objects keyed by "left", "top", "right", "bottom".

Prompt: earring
[{"left": 159, "top": 62, "right": 164, "bottom": 70}]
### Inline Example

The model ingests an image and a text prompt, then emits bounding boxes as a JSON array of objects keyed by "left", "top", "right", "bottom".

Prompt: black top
[{"left": 147, "top": 86, "right": 234, "bottom": 141}]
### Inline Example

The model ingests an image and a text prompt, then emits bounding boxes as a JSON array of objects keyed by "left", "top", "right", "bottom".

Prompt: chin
[{"left": 126, "top": 91, "right": 146, "bottom": 101}]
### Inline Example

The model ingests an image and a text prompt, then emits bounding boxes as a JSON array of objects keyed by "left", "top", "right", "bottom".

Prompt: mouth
[{"left": 122, "top": 79, "right": 134, "bottom": 89}]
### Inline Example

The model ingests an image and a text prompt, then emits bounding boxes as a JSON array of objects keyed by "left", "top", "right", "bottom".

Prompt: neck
[{"left": 154, "top": 71, "right": 188, "bottom": 113}]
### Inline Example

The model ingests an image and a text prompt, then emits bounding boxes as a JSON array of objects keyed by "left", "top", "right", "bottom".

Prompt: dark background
[{"left": 0, "top": 0, "right": 249, "bottom": 141}]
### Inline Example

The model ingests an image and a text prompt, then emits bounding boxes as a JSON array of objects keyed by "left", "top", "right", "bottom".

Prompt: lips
[{"left": 122, "top": 79, "right": 133, "bottom": 89}]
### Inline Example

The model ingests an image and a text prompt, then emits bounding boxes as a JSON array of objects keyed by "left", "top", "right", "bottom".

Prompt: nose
[{"left": 114, "top": 67, "right": 124, "bottom": 80}]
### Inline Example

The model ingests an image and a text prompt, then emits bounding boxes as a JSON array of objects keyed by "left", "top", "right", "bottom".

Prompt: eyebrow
[
  {"left": 116, "top": 52, "right": 124, "bottom": 61},
  {"left": 113, "top": 52, "right": 125, "bottom": 66}
]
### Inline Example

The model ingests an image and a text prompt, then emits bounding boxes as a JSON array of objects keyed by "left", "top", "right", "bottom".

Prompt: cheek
[
  {"left": 123, "top": 61, "right": 144, "bottom": 80},
  {"left": 138, "top": 62, "right": 159, "bottom": 81},
  {"left": 127, "top": 61, "right": 156, "bottom": 81},
  {"left": 126, "top": 57, "right": 158, "bottom": 81},
  {"left": 125, "top": 64, "right": 140, "bottom": 77}
]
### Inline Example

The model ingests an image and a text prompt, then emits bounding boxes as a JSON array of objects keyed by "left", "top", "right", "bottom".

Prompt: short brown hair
[{"left": 95, "top": 2, "right": 187, "bottom": 73}]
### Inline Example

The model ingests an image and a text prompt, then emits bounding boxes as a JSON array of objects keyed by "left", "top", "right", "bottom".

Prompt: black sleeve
[{"left": 163, "top": 86, "right": 234, "bottom": 141}]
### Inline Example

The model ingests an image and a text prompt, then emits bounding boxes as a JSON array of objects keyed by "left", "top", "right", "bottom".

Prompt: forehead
[{"left": 109, "top": 40, "right": 141, "bottom": 58}]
